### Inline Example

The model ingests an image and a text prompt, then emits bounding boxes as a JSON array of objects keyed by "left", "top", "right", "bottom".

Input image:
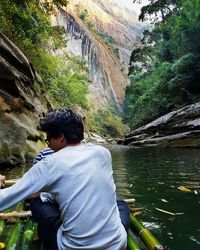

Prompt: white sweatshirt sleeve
[{"left": 0, "top": 158, "right": 50, "bottom": 211}]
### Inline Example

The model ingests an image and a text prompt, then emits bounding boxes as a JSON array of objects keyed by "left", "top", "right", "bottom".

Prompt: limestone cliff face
[
  {"left": 88, "top": 0, "right": 142, "bottom": 46},
  {"left": 51, "top": 1, "right": 143, "bottom": 111},
  {"left": 0, "top": 33, "right": 49, "bottom": 167}
]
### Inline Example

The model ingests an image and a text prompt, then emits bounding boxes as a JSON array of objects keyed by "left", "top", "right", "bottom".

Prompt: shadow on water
[{"left": 106, "top": 145, "right": 200, "bottom": 250}]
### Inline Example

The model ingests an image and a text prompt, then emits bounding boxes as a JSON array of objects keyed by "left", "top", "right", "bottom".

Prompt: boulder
[
  {"left": 88, "top": 132, "right": 107, "bottom": 144},
  {"left": 118, "top": 103, "right": 200, "bottom": 148}
]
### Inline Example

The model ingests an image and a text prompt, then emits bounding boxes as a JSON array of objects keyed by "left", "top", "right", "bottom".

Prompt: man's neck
[{"left": 65, "top": 142, "right": 81, "bottom": 147}]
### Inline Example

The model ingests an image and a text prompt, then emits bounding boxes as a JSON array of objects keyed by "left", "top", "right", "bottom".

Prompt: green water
[
  {"left": 1, "top": 146, "right": 200, "bottom": 249},
  {"left": 108, "top": 145, "right": 200, "bottom": 250}
]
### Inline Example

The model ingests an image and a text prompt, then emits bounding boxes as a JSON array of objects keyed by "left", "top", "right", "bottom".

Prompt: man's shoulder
[
  {"left": 86, "top": 143, "right": 107, "bottom": 150},
  {"left": 33, "top": 147, "right": 54, "bottom": 165},
  {"left": 87, "top": 143, "right": 110, "bottom": 156}
]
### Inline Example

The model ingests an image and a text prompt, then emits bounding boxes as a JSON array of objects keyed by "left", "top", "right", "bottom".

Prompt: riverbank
[{"left": 118, "top": 102, "right": 200, "bottom": 148}]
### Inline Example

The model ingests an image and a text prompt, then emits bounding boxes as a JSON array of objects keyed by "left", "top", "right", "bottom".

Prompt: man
[{"left": 0, "top": 109, "right": 129, "bottom": 250}]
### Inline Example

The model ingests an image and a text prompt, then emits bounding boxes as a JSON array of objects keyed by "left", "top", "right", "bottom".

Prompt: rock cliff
[
  {"left": 118, "top": 103, "right": 200, "bottom": 147},
  {"left": 51, "top": 9, "right": 124, "bottom": 111},
  {"left": 0, "top": 32, "right": 49, "bottom": 167},
  {"left": 51, "top": 0, "right": 144, "bottom": 111}
]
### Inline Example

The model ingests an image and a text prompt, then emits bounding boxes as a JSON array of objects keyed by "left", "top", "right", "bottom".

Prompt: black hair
[{"left": 39, "top": 109, "right": 84, "bottom": 143}]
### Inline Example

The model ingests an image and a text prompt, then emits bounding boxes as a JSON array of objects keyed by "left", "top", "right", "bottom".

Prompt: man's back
[{"left": 45, "top": 143, "right": 127, "bottom": 249}]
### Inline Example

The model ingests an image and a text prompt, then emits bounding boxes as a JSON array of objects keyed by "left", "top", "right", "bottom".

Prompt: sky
[{"left": 112, "top": 0, "right": 149, "bottom": 15}]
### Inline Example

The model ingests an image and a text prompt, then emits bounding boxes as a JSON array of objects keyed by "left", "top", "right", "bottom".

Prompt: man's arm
[
  {"left": 0, "top": 158, "right": 50, "bottom": 211},
  {"left": 32, "top": 147, "right": 55, "bottom": 203}
]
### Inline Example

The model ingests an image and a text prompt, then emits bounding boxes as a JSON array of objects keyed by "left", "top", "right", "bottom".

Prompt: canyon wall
[{"left": 0, "top": 32, "right": 49, "bottom": 166}]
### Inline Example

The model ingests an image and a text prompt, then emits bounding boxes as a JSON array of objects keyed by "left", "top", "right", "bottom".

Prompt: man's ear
[
  {"left": 60, "top": 133, "right": 65, "bottom": 142},
  {"left": 60, "top": 133, "right": 69, "bottom": 145}
]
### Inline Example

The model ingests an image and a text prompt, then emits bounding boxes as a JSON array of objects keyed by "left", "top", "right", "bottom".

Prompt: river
[
  {"left": 1, "top": 146, "right": 200, "bottom": 250},
  {"left": 107, "top": 145, "right": 200, "bottom": 250}
]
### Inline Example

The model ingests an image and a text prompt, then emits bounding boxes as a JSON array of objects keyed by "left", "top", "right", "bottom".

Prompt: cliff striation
[
  {"left": 0, "top": 32, "right": 50, "bottom": 167},
  {"left": 51, "top": 1, "right": 143, "bottom": 111},
  {"left": 51, "top": 9, "right": 124, "bottom": 111}
]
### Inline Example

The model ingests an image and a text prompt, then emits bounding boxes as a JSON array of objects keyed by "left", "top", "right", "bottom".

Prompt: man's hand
[{"left": 0, "top": 175, "right": 6, "bottom": 188}]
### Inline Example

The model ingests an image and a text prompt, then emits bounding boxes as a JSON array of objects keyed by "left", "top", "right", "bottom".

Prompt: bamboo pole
[
  {"left": 0, "top": 211, "right": 32, "bottom": 219},
  {"left": 6, "top": 222, "right": 22, "bottom": 250},
  {"left": 124, "top": 198, "right": 136, "bottom": 204},
  {"left": 0, "top": 208, "right": 13, "bottom": 238},
  {"left": 21, "top": 219, "right": 35, "bottom": 249},
  {"left": 0, "top": 221, "right": 5, "bottom": 235},
  {"left": 130, "top": 214, "right": 165, "bottom": 250},
  {"left": 155, "top": 208, "right": 175, "bottom": 216},
  {"left": 6, "top": 202, "right": 25, "bottom": 250},
  {"left": 130, "top": 208, "right": 145, "bottom": 213},
  {"left": 4, "top": 179, "right": 17, "bottom": 187},
  {"left": 155, "top": 208, "right": 184, "bottom": 216},
  {"left": 127, "top": 233, "right": 140, "bottom": 250}
]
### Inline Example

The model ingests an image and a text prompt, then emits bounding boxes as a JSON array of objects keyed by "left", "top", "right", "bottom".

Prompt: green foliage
[
  {"left": 96, "top": 31, "right": 116, "bottom": 44},
  {"left": 75, "top": 3, "right": 116, "bottom": 46},
  {"left": 0, "top": 0, "right": 89, "bottom": 111},
  {"left": 51, "top": 26, "right": 67, "bottom": 50},
  {"left": 78, "top": 9, "right": 89, "bottom": 21},
  {"left": 172, "top": 0, "right": 200, "bottom": 57},
  {"left": 85, "top": 108, "right": 129, "bottom": 138},
  {"left": 125, "top": 62, "right": 173, "bottom": 127},
  {"left": 75, "top": 5, "right": 94, "bottom": 29},
  {"left": 48, "top": 54, "right": 89, "bottom": 109},
  {"left": 125, "top": 53, "right": 200, "bottom": 128},
  {"left": 0, "top": 0, "right": 48, "bottom": 47},
  {"left": 170, "top": 53, "right": 200, "bottom": 95},
  {"left": 133, "top": 0, "right": 181, "bottom": 22},
  {"left": 0, "top": 0, "right": 67, "bottom": 62},
  {"left": 129, "top": 45, "right": 154, "bottom": 75},
  {"left": 39, "top": 0, "right": 69, "bottom": 13},
  {"left": 125, "top": 0, "right": 200, "bottom": 129}
]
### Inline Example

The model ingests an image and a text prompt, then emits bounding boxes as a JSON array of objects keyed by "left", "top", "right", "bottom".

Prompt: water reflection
[{"left": 106, "top": 146, "right": 200, "bottom": 250}]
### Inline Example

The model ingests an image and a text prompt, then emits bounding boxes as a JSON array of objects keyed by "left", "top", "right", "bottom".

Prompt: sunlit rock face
[
  {"left": 51, "top": 0, "right": 144, "bottom": 111},
  {"left": 51, "top": 10, "right": 124, "bottom": 111},
  {"left": 0, "top": 33, "right": 49, "bottom": 167},
  {"left": 118, "top": 103, "right": 200, "bottom": 148}
]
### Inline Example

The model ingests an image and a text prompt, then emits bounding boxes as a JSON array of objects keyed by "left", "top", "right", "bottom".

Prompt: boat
[{"left": 0, "top": 181, "right": 165, "bottom": 250}]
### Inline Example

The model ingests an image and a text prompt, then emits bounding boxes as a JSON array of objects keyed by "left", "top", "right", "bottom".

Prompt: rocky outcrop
[
  {"left": 0, "top": 32, "right": 50, "bottom": 167},
  {"left": 118, "top": 103, "right": 200, "bottom": 147}
]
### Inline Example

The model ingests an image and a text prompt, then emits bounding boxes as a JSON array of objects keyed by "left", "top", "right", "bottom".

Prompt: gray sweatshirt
[{"left": 0, "top": 143, "right": 127, "bottom": 249}]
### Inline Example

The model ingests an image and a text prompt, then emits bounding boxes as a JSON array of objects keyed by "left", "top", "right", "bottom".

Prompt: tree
[
  {"left": 133, "top": 0, "right": 181, "bottom": 22},
  {"left": 125, "top": 0, "right": 200, "bottom": 128}
]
